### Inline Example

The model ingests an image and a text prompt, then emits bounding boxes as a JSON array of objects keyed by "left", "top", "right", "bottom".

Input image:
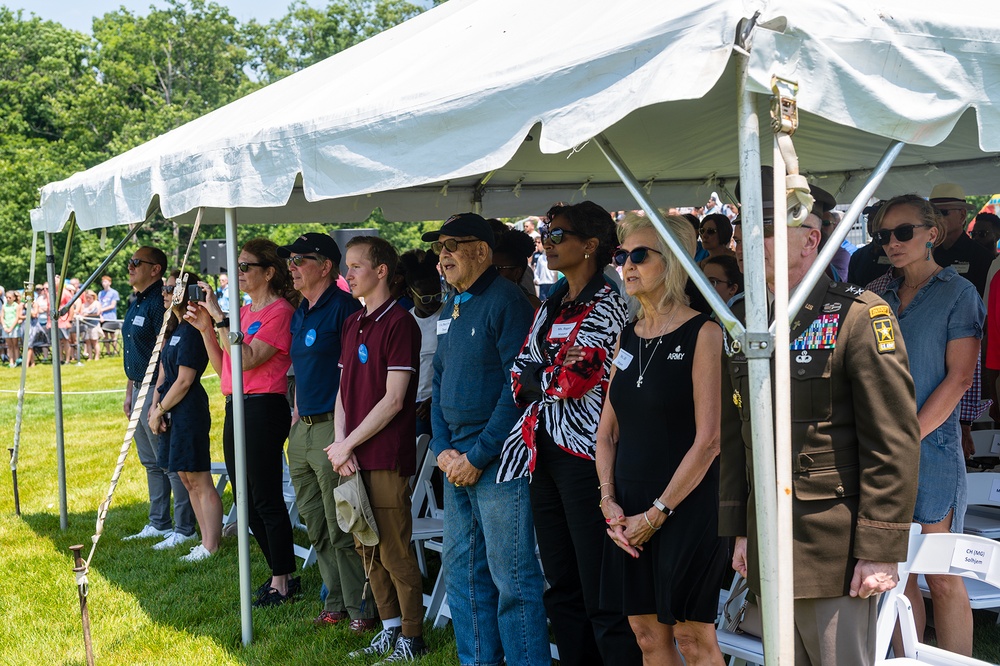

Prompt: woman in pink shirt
[{"left": 187, "top": 238, "right": 302, "bottom": 607}]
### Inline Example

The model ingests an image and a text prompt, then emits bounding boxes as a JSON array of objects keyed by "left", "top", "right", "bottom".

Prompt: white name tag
[
  {"left": 133, "top": 315, "right": 145, "bottom": 326},
  {"left": 991, "top": 432, "right": 1000, "bottom": 455},
  {"left": 612, "top": 349, "right": 633, "bottom": 370},
  {"left": 878, "top": 256, "right": 891, "bottom": 265},
  {"left": 990, "top": 475, "right": 1000, "bottom": 503},
  {"left": 436, "top": 319, "right": 451, "bottom": 335},
  {"left": 550, "top": 323, "right": 576, "bottom": 339},
  {"left": 951, "top": 538, "right": 995, "bottom": 574},
  {"left": 169, "top": 336, "right": 181, "bottom": 346},
  {"left": 953, "top": 261, "right": 970, "bottom": 274}
]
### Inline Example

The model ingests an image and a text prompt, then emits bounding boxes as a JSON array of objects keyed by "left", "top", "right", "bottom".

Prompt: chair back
[
  {"left": 966, "top": 472, "right": 1000, "bottom": 508},
  {"left": 970, "top": 429, "right": 1000, "bottom": 458}
]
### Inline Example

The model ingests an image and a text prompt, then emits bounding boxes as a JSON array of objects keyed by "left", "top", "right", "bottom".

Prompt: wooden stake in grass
[{"left": 70, "top": 544, "right": 95, "bottom": 666}]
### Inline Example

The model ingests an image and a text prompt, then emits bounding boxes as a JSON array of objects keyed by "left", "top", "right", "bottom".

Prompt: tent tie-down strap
[
  {"left": 79, "top": 209, "right": 204, "bottom": 578},
  {"left": 770, "top": 76, "right": 813, "bottom": 224}
]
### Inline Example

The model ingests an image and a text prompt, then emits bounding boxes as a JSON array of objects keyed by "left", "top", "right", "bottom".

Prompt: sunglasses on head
[
  {"left": 431, "top": 238, "right": 481, "bottom": 254},
  {"left": 612, "top": 246, "right": 663, "bottom": 267},
  {"left": 873, "top": 223, "right": 932, "bottom": 246},
  {"left": 285, "top": 254, "right": 319, "bottom": 267},
  {"left": 409, "top": 288, "right": 443, "bottom": 305},
  {"left": 127, "top": 258, "right": 156, "bottom": 268},
  {"left": 540, "top": 227, "right": 586, "bottom": 245},
  {"left": 238, "top": 261, "right": 265, "bottom": 272}
]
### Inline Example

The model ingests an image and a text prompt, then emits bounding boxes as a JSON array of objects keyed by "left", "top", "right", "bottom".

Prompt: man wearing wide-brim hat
[{"left": 929, "top": 183, "right": 992, "bottom": 296}]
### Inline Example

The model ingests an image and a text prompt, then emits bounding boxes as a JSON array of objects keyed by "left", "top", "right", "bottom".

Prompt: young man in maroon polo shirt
[{"left": 326, "top": 236, "right": 427, "bottom": 662}]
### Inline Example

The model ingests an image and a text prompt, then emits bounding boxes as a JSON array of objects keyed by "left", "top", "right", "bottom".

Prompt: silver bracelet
[{"left": 643, "top": 510, "right": 660, "bottom": 530}]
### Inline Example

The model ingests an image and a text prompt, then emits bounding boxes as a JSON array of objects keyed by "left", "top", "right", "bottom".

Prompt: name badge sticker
[
  {"left": 953, "top": 261, "right": 970, "bottom": 274},
  {"left": 247, "top": 321, "right": 262, "bottom": 335},
  {"left": 304, "top": 329, "right": 317, "bottom": 347},
  {"left": 951, "top": 538, "right": 995, "bottom": 574},
  {"left": 133, "top": 315, "right": 145, "bottom": 326},
  {"left": 169, "top": 336, "right": 181, "bottom": 346},
  {"left": 437, "top": 319, "right": 451, "bottom": 335},
  {"left": 990, "top": 476, "right": 1000, "bottom": 503},
  {"left": 613, "top": 349, "right": 634, "bottom": 370},
  {"left": 550, "top": 323, "right": 576, "bottom": 339}
]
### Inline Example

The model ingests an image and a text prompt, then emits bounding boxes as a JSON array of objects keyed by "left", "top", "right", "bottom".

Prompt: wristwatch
[
  {"left": 652, "top": 498, "right": 674, "bottom": 518},
  {"left": 214, "top": 317, "right": 230, "bottom": 330}
]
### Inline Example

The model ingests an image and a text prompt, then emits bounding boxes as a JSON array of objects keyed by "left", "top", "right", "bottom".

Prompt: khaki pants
[
  {"left": 357, "top": 468, "right": 425, "bottom": 638},
  {"left": 793, "top": 594, "right": 878, "bottom": 666},
  {"left": 287, "top": 419, "right": 370, "bottom": 617}
]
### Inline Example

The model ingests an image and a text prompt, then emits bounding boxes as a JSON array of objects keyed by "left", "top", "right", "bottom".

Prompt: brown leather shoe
[
  {"left": 349, "top": 617, "right": 379, "bottom": 634},
  {"left": 313, "top": 610, "right": 349, "bottom": 627}
]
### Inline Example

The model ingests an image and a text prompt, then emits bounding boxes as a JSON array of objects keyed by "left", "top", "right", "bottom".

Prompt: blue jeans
[{"left": 443, "top": 459, "right": 549, "bottom": 666}]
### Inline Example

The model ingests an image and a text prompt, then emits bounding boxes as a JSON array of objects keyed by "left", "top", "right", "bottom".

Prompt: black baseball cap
[
  {"left": 421, "top": 213, "right": 495, "bottom": 248},
  {"left": 277, "top": 233, "right": 342, "bottom": 265}
]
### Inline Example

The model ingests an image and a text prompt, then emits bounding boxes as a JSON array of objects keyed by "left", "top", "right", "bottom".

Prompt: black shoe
[
  {"left": 252, "top": 577, "right": 301, "bottom": 608},
  {"left": 254, "top": 576, "right": 300, "bottom": 601},
  {"left": 375, "top": 634, "right": 428, "bottom": 663}
]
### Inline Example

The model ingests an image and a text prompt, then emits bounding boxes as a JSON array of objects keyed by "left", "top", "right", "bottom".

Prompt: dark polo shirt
[
  {"left": 290, "top": 282, "right": 361, "bottom": 417},
  {"left": 123, "top": 279, "right": 164, "bottom": 382},
  {"left": 339, "top": 298, "right": 420, "bottom": 476},
  {"left": 934, "top": 233, "right": 993, "bottom": 296}
]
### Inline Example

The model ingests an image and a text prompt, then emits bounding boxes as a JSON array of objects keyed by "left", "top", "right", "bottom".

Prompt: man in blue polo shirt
[
  {"left": 121, "top": 246, "right": 196, "bottom": 549},
  {"left": 425, "top": 213, "right": 548, "bottom": 666},
  {"left": 280, "top": 233, "right": 372, "bottom": 631}
]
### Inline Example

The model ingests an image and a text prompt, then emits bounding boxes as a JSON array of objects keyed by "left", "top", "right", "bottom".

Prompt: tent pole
[
  {"left": 593, "top": 134, "right": 744, "bottom": 340},
  {"left": 45, "top": 232, "right": 69, "bottom": 530},
  {"left": 224, "top": 208, "right": 253, "bottom": 645},
  {"left": 780, "top": 141, "right": 904, "bottom": 327},
  {"left": 736, "top": 53, "right": 790, "bottom": 662},
  {"left": 11, "top": 231, "right": 39, "bottom": 514}
]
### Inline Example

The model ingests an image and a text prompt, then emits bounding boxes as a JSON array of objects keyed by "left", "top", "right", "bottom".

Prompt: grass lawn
[{"left": 2, "top": 358, "right": 1000, "bottom": 664}]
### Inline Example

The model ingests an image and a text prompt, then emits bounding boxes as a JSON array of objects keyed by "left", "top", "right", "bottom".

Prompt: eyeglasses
[
  {"left": 873, "top": 223, "right": 932, "bottom": 246},
  {"left": 409, "top": 289, "right": 443, "bottom": 305},
  {"left": 540, "top": 227, "right": 586, "bottom": 245},
  {"left": 762, "top": 222, "right": 815, "bottom": 237},
  {"left": 612, "top": 247, "right": 663, "bottom": 266},
  {"left": 430, "top": 238, "right": 481, "bottom": 254},
  {"left": 238, "top": 261, "right": 265, "bottom": 272},
  {"left": 699, "top": 227, "right": 718, "bottom": 236},
  {"left": 127, "top": 258, "right": 156, "bottom": 268},
  {"left": 494, "top": 264, "right": 520, "bottom": 271},
  {"left": 707, "top": 277, "right": 734, "bottom": 288},
  {"left": 970, "top": 229, "right": 995, "bottom": 240},
  {"left": 162, "top": 285, "right": 176, "bottom": 294},
  {"left": 935, "top": 207, "right": 966, "bottom": 217},
  {"left": 285, "top": 254, "right": 320, "bottom": 267}
]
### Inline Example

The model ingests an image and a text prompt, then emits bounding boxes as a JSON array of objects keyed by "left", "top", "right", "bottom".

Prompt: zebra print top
[{"left": 496, "top": 275, "right": 628, "bottom": 483}]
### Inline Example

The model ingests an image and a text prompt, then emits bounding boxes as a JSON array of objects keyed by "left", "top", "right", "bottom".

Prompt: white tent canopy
[{"left": 31, "top": 0, "right": 1000, "bottom": 232}]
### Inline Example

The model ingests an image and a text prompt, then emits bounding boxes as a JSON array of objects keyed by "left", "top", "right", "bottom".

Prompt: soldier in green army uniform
[{"left": 719, "top": 177, "right": 921, "bottom": 665}]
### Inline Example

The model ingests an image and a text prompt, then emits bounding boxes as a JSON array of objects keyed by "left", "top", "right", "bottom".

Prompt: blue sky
[{"left": 7, "top": 1, "right": 315, "bottom": 34}]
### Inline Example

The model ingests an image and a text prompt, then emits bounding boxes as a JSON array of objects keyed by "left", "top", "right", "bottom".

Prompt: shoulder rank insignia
[
  {"left": 869, "top": 305, "right": 891, "bottom": 319},
  {"left": 872, "top": 317, "right": 895, "bottom": 353}
]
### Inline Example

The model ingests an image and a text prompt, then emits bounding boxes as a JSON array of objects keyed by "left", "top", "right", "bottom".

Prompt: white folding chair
[
  {"left": 961, "top": 472, "right": 1000, "bottom": 540},
  {"left": 877, "top": 530, "right": 1000, "bottom": 664},
  {"left": 716, "top": 574, "right": 764, "bottom": 666},
  {"left": 970, "top": 430, "right": 1000, "bottom": 460}
]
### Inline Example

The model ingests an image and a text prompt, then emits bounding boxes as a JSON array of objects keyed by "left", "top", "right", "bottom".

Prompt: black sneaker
[
  {"left": 374, "top": 634, "right": 428, "bottom": 663},
  {"left": 349, "top": 626, "right": 400, "bottom": 659},
  {"left": 252, "top": 577, "right": 301, "bottom": 608},
  {"left": 254, "top": 576, "right": 300, "bottom": 601}
]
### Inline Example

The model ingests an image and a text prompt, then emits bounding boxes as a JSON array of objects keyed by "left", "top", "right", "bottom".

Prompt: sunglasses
[
  {"left": 238, "top": 261, "right": 265, "bottom": 272},
  {"left": 494, "top": 264, "right": 520, "bottom": 271},
  {"left": 970, "top": 229, "right": 995, "bottom": 240},
  {"left": 409, "top": 289, "right": 443, "bottom": 305},
  {"left": 707, "top": 277, "right": 734, "bottom": 288},
  {"left": 699, "top": 227, "right": 718, "bottom": 236},
  {"left": 430, "top": 238, "right": 481, "bottom": 254},
  {"left": 127, "top": 258, "right": 156, "bottom": 268},
  {"left": 162, "top": 284, "right": 176, "bottom": 294},
  {"left": 935, "top": 207, "right": 966, "bottom": 217},
  {"left": 612, "top": 247, "right": 663, "bottom": 266},
  {"left": 285, "top": 254, "right": 319, "bottom": 267},
  {"left": 873, "top": 223, "right": 932, "bottom": 246},
  {"left": 540, "top": 227, "right": 586, "bottom": 245}
]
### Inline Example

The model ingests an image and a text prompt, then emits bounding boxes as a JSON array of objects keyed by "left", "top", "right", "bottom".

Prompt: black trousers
[
  {"left": 223, "top": 394, "right": 296, "bottom": 576},
  {"left": 531, "top": 428, "right": 642, "bottom": 666}
]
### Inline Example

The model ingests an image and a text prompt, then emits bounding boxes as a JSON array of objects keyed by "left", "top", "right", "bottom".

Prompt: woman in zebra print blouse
[{"left": 496, "top": 201, "right": 640, "bottom": 666}]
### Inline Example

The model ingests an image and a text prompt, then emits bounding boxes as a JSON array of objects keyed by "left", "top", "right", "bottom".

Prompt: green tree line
[{"left": 0, "top": 0, "right": 443, "bottom": 300}]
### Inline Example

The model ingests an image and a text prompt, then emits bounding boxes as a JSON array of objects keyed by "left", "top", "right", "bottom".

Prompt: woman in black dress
[
  {"left": 596, "top": 213, "right": 726, "bottom": 665},
  {"left": 149, "top": 270, "right": 220, "bottom": 562}
]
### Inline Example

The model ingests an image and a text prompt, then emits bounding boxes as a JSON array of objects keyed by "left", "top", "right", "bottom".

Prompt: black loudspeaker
[
  {"left": 200, "top": 240, "right": 227, "bottom": 275},
  {"left": 331, "top": 229, "right": 379, "bottom": 277}
]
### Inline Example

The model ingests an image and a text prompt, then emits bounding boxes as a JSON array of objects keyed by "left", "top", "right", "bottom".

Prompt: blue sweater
[{"left": 430, "top": 268, "right": 534, "bottom": 470}]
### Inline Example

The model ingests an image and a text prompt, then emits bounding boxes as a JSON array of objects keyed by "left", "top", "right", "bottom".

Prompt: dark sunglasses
[
  {"left": 409, "top": 288, "right": 443, "bottom": 305},
  {"left": 699, "top": 227, "right": 718, "bottom": 236},
  {"left": 127, "top": 258, "right": 156, "bottom": 268},
  {"left": 431, "top": 238, "right": 481, "bottom": 254},
  {"left": 935, "top": 207, "right": 966, "bottom": 217},
  {"left": 285, "top": 254, "right": 320, "bottom": 267},
  {"left": 612, "top": 247, "right": 663, "bottom": 266},
  {"left": 238, "top": 261, "right": 265, "bottom": 273},
  {"left": 162, "top": 284, "right": 176, "bottom": 294},
  {"left": 970, "top": 229, "right": 995, "bottom": 240},
  {"left": 707, "top": 277, "right": 734, "bottom": 288},
  {"left": 873, "top": 224, "right": 932, "bottom": 246},
  {"left": 540, "top": 227, "right": 586, "bottom": 245}
]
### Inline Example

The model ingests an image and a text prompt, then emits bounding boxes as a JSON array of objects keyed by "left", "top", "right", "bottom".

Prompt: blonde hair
[{"left": 616, "top": 212, "right": 696, "bottom": 317}]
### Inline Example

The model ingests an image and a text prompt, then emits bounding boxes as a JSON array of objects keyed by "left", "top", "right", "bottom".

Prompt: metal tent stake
[
  {"left": 69, "top": 544, "right": 95, "bottom": 666},
  {"left": 8, "top": 448, "right": 19, "bottom": 515}
]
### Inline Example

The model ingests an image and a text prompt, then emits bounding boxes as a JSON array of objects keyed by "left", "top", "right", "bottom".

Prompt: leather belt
[
  {"left": 224, "top": 394, "right": 275, "bottom": 405},
  {"left": 300, "top": 412, "right": 335, "bottom": 426}
]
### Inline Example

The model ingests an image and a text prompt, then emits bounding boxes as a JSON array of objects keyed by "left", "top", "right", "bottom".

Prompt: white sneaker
[
  {"left": 152, "top": 531, "right": 198, "bottom": 550},
  {"left": 122, "top": 524, "right": 173, "bottom": 541},
  {"left": 179, "top": 544, "right": 214, "bottom": 562}
]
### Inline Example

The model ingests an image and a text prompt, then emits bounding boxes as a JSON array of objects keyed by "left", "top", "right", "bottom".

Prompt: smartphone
[{"left": 187, "top": 284, "right": 205, "bottom": 302}]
